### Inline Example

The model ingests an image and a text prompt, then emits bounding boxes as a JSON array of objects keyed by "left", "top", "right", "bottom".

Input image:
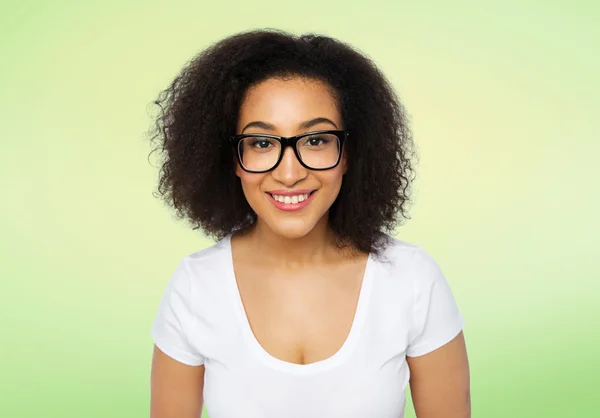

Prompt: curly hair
[{"left": 148, "top": 29, "right": 417, "bottom": 256}]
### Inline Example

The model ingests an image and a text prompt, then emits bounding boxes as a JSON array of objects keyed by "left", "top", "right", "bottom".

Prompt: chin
[{"left": 265, "top": 218, "right": 320, "bottom": 240}]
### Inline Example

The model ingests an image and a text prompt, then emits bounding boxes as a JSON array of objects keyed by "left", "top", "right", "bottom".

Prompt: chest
[
  {"left": 197, "top": 247, "right": 415, "bottom": 418},
  {"left": 232, "top": 261, "right": 367, "bottom": 365},
  {"left": 203, "top": 356, "right": 410, "bottom": 418}
]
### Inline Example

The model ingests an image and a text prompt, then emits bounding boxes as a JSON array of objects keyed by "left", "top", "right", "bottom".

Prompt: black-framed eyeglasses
[{"left": 229, "top": 130, "right": 349, "bottom": 173}]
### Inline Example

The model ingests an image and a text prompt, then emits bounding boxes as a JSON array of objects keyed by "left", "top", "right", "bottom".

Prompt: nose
[{"left": 271, "top": 146, "right": 308, "bottom": 187}]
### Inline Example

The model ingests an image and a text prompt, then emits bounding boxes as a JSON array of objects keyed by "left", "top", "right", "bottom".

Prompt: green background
[{"left": 1, "top": 0, "right": 598, "bottom": 416}]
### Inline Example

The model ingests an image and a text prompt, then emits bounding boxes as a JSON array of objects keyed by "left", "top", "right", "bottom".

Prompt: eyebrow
[{"left": 241, "top": 117, "right": 338, "bottom": 133}]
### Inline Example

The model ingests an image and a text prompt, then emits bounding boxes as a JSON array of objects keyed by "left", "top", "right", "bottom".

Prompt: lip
[
  {"left": 266, "top": 189, "right": 315, "bottom": 196},
  {"left": 266, "top": 190, "right": 317, "bottom": 212}
]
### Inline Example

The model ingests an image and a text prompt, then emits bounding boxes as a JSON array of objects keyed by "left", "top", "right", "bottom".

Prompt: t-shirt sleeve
[
  {"left": 151, "top": 259, "right": 206, "bottom": 366},
  {"left": 406, "top": 247, "right": 465, "bottom": 358}
]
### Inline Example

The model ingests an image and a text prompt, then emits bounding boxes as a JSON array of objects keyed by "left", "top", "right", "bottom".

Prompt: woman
[{"left": 149, "top": 29, "right": 470, "bottom": 418}]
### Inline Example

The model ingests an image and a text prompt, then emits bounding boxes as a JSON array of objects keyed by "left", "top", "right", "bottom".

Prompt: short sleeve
[
  {"left": 406, "top": 248, "right": 465, "bottom": 357},
  {"left": 151, "top": 260, "right": 206, "bottom": 366}
]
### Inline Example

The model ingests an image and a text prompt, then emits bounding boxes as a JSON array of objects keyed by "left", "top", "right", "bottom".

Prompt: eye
[
  {"left": 248, "top": 138, "right": 274, "bottom": 149},
  {"left": 305, "top": 135, "right": 330, "bottom": 146}
]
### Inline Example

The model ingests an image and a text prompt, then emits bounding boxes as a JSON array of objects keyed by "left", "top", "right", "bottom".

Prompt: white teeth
[{"left": 271, "top": 193, "right": 310, "bottom": 204}]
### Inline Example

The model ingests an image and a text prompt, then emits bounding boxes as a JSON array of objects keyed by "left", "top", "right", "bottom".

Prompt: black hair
[{"left": 148, "top": 29, "right": 417, "bottom": 256}]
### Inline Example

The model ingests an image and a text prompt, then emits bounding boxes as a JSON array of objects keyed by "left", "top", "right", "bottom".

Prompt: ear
[{"left": 341, "top": 149, "right": 348, "bottom": 174}]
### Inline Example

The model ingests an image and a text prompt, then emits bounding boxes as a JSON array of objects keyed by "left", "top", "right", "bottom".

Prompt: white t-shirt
[{"left": 151, "top": 233, "right": 465, "bottom": 418}]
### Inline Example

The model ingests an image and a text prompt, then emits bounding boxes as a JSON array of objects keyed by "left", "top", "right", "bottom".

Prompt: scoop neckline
[{"left": 222, "top": 232, "right": 375, "bottom": 375}]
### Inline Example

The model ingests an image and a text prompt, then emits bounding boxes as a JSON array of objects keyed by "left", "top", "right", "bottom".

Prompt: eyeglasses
[{"left": 229, "top": 130, "right": 349, "bottom": 173}]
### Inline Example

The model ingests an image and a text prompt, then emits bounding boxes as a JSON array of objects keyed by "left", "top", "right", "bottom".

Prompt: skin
[
  {"left": 150, "top": 347, "right": 204, "bottom": 418},
  {"left": 150, "top": 76, "right": 471, "bottom": 418},
  {"left": 407, "top": 333, "right": 471, "bottom": 417},
  {"left": 234, "top": 76, "right": 348, "bottom": 255}
]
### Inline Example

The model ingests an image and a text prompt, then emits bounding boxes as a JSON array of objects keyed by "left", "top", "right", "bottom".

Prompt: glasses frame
[{"left": 229, "top": 130, "right": 349, "bottom": 173}]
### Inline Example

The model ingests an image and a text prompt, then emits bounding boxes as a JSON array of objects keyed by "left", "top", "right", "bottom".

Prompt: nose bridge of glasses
[
  {"left": 279, "top": 139, "right": 302, "bottom": 165},
  {"left": 277, "top": 135, "right": 300, "bottom": 158},
  {"left": 279, "top": 135, "right": 298, "bottom": 149}
]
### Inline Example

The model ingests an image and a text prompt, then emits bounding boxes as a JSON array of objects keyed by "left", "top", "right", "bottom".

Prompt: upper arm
[
  {"left": 404, "top": 247, "right": 470, "bottom": 417},
  {"left": 407, "top": 331, "right": 471, "bottom": 418},
  {"left": 150, "top": 260, "right": 207, "bottom": 417},
  {"left": 151, "top": 344, "right": 205, "bottom": 418}
]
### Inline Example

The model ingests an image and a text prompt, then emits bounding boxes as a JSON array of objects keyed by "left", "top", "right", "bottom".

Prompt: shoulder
[
  {"left": 180, "top": 235, "right": 230, "bottom": 272},
  {"left": 373, "top": 235, "right": 453, "bottom": 299},
  {"left": 375, "top": 235, "right": 440, "bottom": 276},
  {"left": 168, "top": 234, "right": 232, "bottom": 298}
]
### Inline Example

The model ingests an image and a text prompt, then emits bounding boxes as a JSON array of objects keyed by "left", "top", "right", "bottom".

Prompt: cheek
[
  {"left": 330, "top": 164, "right": 346, "bottom": 184},
  {"left": 238, "top": 172, "right": 265, "bottom": 199},
  {"left": 319, "top": 168, "right": 345, "bottom": 197}
]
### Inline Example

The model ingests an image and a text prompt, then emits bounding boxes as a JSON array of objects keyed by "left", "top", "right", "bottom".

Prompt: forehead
[{"left": 237, "top": 77, "right": 341, "bottom": 131}]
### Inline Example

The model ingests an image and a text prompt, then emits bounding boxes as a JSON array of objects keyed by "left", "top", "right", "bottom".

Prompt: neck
[{"left": 243, "top": 215, "right": 341, "bottom": 268}]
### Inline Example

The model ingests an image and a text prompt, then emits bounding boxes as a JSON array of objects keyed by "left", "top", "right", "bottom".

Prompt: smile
[{"left": 266, "top": 190, "right": 317, "bottom": 211}]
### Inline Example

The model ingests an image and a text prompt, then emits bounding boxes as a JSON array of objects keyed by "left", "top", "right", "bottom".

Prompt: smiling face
[{"left": 235, "top": 77, "right": 347, "bottom": 240}]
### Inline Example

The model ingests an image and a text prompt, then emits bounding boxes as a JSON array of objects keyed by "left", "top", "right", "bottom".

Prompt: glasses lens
[
  {"left": 238, "top": 136, "right": 281, "bottom": 171},
  {"left": 297, "top": 133, "right": 341, "bottom": 169}
]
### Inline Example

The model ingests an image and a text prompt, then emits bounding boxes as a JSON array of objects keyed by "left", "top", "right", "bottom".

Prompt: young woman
[{"left": 149, "top": 29, "right": 470, "bottom": 418}]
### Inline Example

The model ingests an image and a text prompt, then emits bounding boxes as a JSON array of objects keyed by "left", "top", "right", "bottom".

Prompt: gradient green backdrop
[{"left": 1, "top": 0, "right": 598, "bottom": 417}]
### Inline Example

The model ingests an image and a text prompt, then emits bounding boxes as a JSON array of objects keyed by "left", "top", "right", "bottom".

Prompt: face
[{"left": 235, "top": 77, "right": 347, "bottom": 240}]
